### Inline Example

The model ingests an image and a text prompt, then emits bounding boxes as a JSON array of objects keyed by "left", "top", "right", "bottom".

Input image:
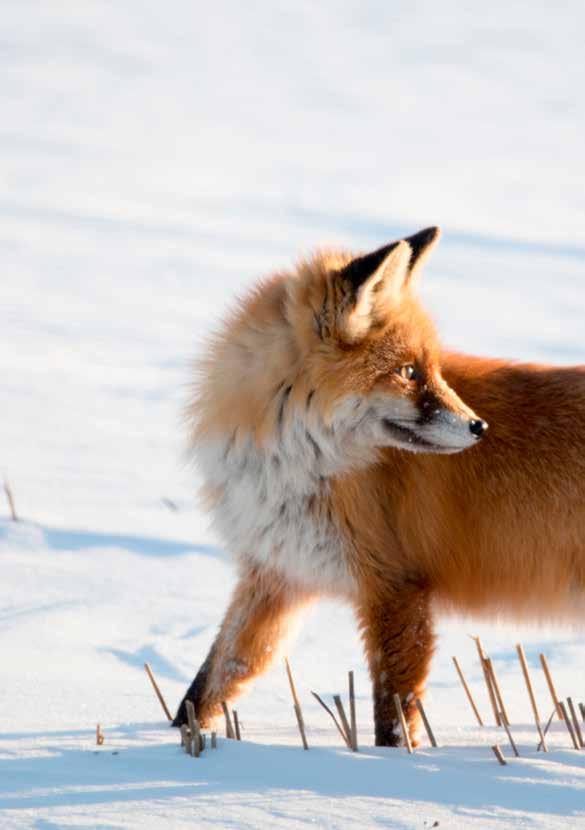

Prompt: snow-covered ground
[{"left": 2, "top": 2, "right": 585, "bottom": 827}]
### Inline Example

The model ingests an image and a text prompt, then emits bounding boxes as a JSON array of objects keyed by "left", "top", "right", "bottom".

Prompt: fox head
[
  {"left": 192, "top": 228, "right": 487, "bottom": 476},
  {"left": 283, "top": 227, "right": 488, "bottom": 457}
]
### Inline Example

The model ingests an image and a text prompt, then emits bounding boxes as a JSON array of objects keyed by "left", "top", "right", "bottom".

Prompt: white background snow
[{"left": 1, "top": 2, "right": 585, "bottom": 827}]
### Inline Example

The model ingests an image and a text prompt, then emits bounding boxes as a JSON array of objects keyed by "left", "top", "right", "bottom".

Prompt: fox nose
[{"left": 469, "top": 418, "right": 488, "bottom": 438}]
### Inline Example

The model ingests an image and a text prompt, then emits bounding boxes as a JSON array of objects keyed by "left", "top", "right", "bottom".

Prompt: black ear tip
[
  {"left": 416, "top": 226, "right": 441, "bottom": 243},
  {"left": 404, "top": 226, "right": 441, "bottom": 259}
]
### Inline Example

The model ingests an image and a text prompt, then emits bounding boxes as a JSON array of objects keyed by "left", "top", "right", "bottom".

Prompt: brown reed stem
[
  {"left": 3, "top": 480, "right": 17, "bottom": 521},
  {"left": 285, "top": 658, "right": 309, "bottom": 750},
  {"left": 499, "top": 711, "right": 519, "bottom": 757},
  {"left": 311, "top": 691, "right": 350, "bottom": 747},
  {"left": 452, "top": 656, "right": 484, "bottom": 726},
  {"left": 485, "top": 657, "right": 510, "bottom": 726},
  {"left": 294, "top": 703, "right": 309, "bottom": 750},
  {"left": 233, "top": 709, "right": 242, "bottom": 741},
  {"left": 516, "top": 644, "right": 547, "bottom": 751},
  {"left": 144, "top": 663, "right": 172, "bottom": 721},
  {"left": 333, "top": 694, "right": 353, "bottom": 748},
  {"left": 567, "top": 698, "right": 584, "bottom": 748},
  {"left": 540, "top": 654, "right": 563, "bottom": 720},
  {"left": 96, "top": 724, "right": 104, "bottom": 746},
  {"left": 473, "top": 637, "right": 500, "bottom": 725},
  {"left": 415, "top": 698, "right": 438, "bottom": 747},
  {"left": 491, "top": 744, "right": 507, "bottom": 766},
  {"left": 348, "top": 671, "right": 358, "bottom": 751},
  {"left": 393, "top": 694, "right": 413, "bottom": 754},
  {"left": 221, "top": 701, "right": 235, "bottom": 739},
  {"left": 537, "top": 708, "right": 557, "bottom": 751},
  {"left": 559, "top": 701, "right": 580, "bottom": 749},
  {"left": 285, "top": 657, "right": 301, "bottom": 707},
  {"left": 185, "top": 700, "right": 202, "bottom": 757}
]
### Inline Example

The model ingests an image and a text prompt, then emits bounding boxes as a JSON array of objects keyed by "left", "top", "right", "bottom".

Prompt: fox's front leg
[
  {"left": 173, "top": 566, "right": 311, "bottom": 727},
  {"left": 358, "top": 579, "right": 435, "bottom": 747}
]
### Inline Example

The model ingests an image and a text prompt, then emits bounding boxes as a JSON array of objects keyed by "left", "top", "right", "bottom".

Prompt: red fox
[{"left": 174, "top": 227, "right": 585, "bottom": 746}]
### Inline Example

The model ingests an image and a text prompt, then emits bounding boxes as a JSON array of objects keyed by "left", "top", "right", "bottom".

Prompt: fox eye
[{"left": 397, "top": 364, "right": 419, "bottom": 381}]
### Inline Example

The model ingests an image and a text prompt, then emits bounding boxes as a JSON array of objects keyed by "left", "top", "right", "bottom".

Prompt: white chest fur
[{"left": 196, "top": 415, "right": 357, "bottom": 595}]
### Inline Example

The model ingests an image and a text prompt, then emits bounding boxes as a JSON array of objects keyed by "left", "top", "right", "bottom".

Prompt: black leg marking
[{"left": 172, "top": 647, "right": 216, "bottom": 728}]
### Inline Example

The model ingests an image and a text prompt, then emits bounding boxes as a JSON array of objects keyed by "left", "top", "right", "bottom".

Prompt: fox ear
[
  {"left": 403, "top": 226, "right": 441, "bottom": 286},
  {"left": 334, "top": 240, "right": 412, "bottom": 343}
]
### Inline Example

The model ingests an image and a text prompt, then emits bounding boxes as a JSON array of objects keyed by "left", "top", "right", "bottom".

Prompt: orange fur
[{"left": 175, "top": 228, "right": 585, "bottom": 746}]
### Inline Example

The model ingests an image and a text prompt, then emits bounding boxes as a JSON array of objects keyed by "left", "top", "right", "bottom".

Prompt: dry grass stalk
[
  {"left": 285, "top": 658, "right": 309, "bottom": 750},
  {"left": 539, "top": 654, "right": 564, "bottom": 720},
  {"left": 333, "top": 695, "right": 353, "bottom": 748},
  {"left": 96, "top": 724, "right": 104, "bottom": 746},
  {"left": 558, "top": 701, "right": 579, "bottom": 749},
  {"left": 144, "top": 663, "right": 172, "bottom": 721},
  {"left": 348, "top": 671, "right": 358, "bottom": 751},
  {"left": 185, "top": 701, "right": 203, "bottom": 757},
  {"left": 285, "top": 657, "right": 301, "bottom": 707},
  {"left": 3, "top": 480, "right": 17, "bottom": 521},
  {"left": 579, "top": 703, "right": 585, "bottom": 723},
  {"left": 294, "top": 703, "right": 309, "bottom": 750},
  {"left": 311, "top": 691, "right": 350, "bottom": 747},
  {"left": 415, "top": 698, "right": 438, "bottom": 748},
  {"left": 221, "top": 701, "right": 235, "bottom": 739},
  {"left": 473, "top": 637, "right": 500, "bottom": 725},
  {"left": 485, "top": 657, "right": 510, "bottom": 726},
  {"left": 537, "top": 708, "right": 557, "bottom": 751},
  {"left": 516, "top": 644, "right": 547, "bottom": 751},
  {"left": 491, "top": 744, "right": 507, "bottom": 766},
  {"left": 393, "top": 694, "right": 413, "bottom": 754},
  {"left": 499, "top": 711, "right": 519, "bottom": 757},
  {"left": 567, "top": 698, "right": 584, "bottom": 748},
  {"left": 452, "top": 657, "right": 484, "bottom": 726},
  {"left": 211, "top": 731, "right": 217, "bottom": 749},
  {"left": 233, "top": 709, "right": 242, "bottom": 741}
]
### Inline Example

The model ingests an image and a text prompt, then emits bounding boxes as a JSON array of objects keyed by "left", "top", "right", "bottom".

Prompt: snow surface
[{"left": 2, "top": 2, "right": 585, "bottom": 827}]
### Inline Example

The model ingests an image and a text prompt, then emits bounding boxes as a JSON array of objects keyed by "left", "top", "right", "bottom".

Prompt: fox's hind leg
[
  {"left": 173, "top": 565, "right": 312, "bottom": 728},
  {"left": 357, "top": 579, "right": 435, "bottom": 747}
]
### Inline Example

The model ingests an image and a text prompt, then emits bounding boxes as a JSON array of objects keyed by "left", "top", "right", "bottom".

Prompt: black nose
[{"left": 469, "top": 419, "right": 488, "bottom": 438}]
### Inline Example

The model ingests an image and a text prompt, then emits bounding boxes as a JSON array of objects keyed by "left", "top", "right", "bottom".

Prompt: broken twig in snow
[
  {"left": 333, "top": 694, "right": 353, "bottom": 749},
  {"left": 491, "top": 744, "right": 507, "bottom": 766},
  {"left": 221, "top": 701, "right": 235, "bottom": 739},
  {"left": 485, "top": 657, "right": 510, "bottom": 726},
  {"left": 144, "top": 663, "right": 172, "bottom": 721},
  {"left": 348, "top": 671, "right": 358, "bottom": 751},
  {"left": 559, "top": 701, "right": 579, "bottom": 749},
  {"left": 3, "top": 480, "right": 17, "bottom": 521},
  {"left": 537, "top": 708, "right": 557, "bottom": 752},
  {"left": 285, "top": 657, "right": 309, "bottom": 750},
  {"left": 567, "top": 698, "right": 584, "bottom": 748},
  {"left": 311, "top": 691, "right": 350, "bottom": 747},
  {"left": 416, "top": 698, "right": 438, "bottom": 748},
  {"left": 540, "top": 653, "right": 564, "bottom": 720},
  {"left": 393, "top": 694, "right": 413, "bottom": 754},
  {"left": 452, "top": 656, "right": 484, "bottom": 726},
  {"left": 233, "top": 709, "right": 242, "bottom": 741},
  {"left": 516, "top": 644, "right": 547, "bottom": 751},
  {"left": 499, "top": 711, "right": 519, "bottom": 757},
  {"left": 472, "top": 636, "right": 500, "bottom": 725}
]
